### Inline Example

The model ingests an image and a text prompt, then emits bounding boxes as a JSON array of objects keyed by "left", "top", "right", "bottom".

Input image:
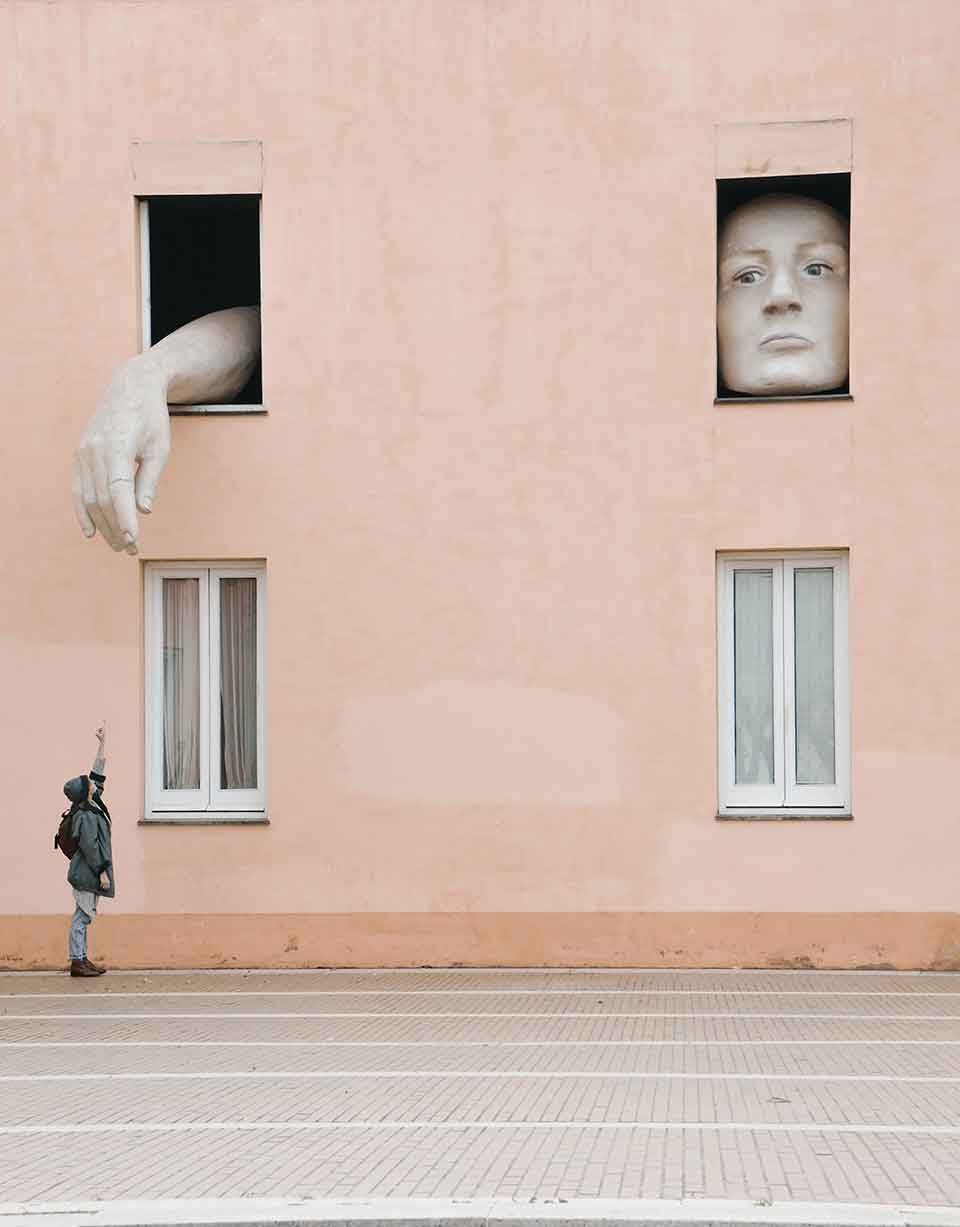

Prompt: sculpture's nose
[{"left": 763, "top": 266, "right": 802, "bottom": 314}]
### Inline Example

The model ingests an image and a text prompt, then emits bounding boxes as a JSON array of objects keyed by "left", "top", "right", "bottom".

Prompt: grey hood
[{"left": 63, "top": 776, "right": 89, "bottom": 805}]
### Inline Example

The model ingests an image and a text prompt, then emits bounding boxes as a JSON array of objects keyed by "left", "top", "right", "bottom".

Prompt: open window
[
  {"left": 145, "top": 562, "right": 267, "bottom": 822},
  {"left": 716, "top": 172, "right": 851, "bottom": 403},
  {"left": 139, "top": 195, "right": 262, "bottom": 409}
]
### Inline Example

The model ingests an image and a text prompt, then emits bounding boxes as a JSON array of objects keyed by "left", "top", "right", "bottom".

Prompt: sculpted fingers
[
  {"left": 134, "top": 426, "right": 171, "bottom": 515},
  {"left": 77, "top": 353, "right": 172, "bottom": 555},
  {"left": 106, "top": 446, "right": 140, "bottom": 554},
  {"left": 71, "top": 454, "right": 95, "bottom": 538},
  {"left": 77, "top": 448, "right": 116, "bottom": 548},
  {"left": 89, "top": 447, "right": 126, "bottom": 551}
]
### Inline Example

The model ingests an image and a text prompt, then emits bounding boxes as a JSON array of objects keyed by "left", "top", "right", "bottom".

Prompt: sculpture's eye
[
  {"left": 734, "top": 269, "right": 763, "bottom": 286},
  {"left": 804, "top": 262, "right": 831, "bottom": 277}
]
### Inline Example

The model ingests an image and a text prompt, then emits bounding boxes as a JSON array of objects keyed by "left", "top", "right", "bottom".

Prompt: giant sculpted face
[{"left": 717, "top": 193, "right": 849, "bottom": 396}]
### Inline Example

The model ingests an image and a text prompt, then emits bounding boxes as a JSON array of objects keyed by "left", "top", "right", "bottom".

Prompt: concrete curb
[{"left": 1, "top": 1198, "right": 959, "bottom": 1227}]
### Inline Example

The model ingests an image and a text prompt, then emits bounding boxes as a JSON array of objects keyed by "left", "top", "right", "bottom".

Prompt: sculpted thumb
[{"left": 135, "top": 453, "right": 166, "bottom": 513}]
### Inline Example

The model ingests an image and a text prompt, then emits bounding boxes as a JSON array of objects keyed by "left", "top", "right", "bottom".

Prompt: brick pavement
[{"left": 0, "top": 969, "right": 958, "bottom": 1223}]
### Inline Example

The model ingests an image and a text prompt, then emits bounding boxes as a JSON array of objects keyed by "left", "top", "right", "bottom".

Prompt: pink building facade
[{"left": 4, "top": 0, "right": 960, "bottom": 969}]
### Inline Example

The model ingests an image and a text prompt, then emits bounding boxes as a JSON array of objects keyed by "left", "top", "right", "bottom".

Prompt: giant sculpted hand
[
  {"left": 73, "top": 355, "right": 170, "bottom": 554},
  {"left": 72, "top": 307, "right": 261, "bottom": 554}
]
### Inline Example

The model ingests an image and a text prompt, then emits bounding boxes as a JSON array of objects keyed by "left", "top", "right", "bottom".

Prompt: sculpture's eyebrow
[
  {"left": 796, "top": 239, "right": 847, "bottom": 252},
  {"left": 718, "top": 248, "right": 770, "bottom": 273},
  {"left": 721, "top": 247, "right": 769, "bottom": 259}
]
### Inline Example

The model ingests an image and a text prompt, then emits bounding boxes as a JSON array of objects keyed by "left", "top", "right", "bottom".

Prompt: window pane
[
  {"left": 220, "top": 578, "right": 258, "bottom": 789},
  {"left": 794, "top": 568, "right": 836, "bottom": 785},
  {"left": 162, "top": 578, "right": 200, "bottom": 790},
  {"left": 734, "top": 569, "right": 775, "bottom": 786}
]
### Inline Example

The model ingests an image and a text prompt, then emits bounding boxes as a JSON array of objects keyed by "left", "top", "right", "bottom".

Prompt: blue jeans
[{"left": 68, "top": 895, "right": 96, "bottom": 961}]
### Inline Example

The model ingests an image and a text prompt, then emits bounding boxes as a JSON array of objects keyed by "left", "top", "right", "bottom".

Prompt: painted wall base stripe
[{"left": 6, "top": 965, "right": 951, "bottom": 975}]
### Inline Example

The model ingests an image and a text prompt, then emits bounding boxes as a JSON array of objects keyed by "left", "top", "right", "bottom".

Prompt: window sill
[
  {"left": 716, "top": 812, "right": 852, "bottom": 822},
  {"left": 714, "top": 393, "right": 853, "bottom": 406},
  {"left": 169, "top": 404, "right": 266, "bottom": 416},
  {"left": 140, "top": 812, "right": 269, "bottom": 825}
]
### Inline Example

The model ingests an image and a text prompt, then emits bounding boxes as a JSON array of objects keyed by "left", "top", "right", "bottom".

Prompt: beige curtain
[
  {"left": 220, "top": 578, "right": 258, "bottom": 789},
  {"left": 162, "top": 578, "right": 200, "bottom": 790},
  {"left": 794, "top": 568, "right": 836, "bottom": 785},
  {"left": 734, "top": 569, "right": 775, "bottom": 786}
]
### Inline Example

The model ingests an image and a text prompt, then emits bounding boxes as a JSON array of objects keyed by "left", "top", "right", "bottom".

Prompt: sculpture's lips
[{"left": 760, "top": 332, "right": 812, "bottom": 350}]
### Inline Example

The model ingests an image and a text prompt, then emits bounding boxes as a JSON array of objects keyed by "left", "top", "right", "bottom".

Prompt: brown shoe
[
  {"left": 83, "top": 959, "right": 106, "bottom": 975},
  {"left": 70, "top": 959, "right": 99, "bottom": 978}
]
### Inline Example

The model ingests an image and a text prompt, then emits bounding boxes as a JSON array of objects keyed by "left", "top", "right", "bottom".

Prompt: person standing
[{"left": 63, "top": 723, "right": 114, "bottom": 978}]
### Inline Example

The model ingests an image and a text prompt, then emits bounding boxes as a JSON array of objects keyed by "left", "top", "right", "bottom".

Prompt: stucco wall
[{"left": 3, "top": 0, "right": 960, "bottom": 968}]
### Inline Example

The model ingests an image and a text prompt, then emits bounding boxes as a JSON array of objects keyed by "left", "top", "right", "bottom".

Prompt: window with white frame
[
  {"left": 717, "top": 552, "right": 849, "bottom": 815},
  {"left": 139, "top": 195, "right": 262, "bottom": 409},
  {"left": 145, "top": 564, "right": 266, "bottom": 820}
]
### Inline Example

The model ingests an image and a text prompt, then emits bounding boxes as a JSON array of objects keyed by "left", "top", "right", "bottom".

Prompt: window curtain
[
  {"left": 734, "top": 569, "right": 774, "bottom": 786},
  {"left": 794, "top": 568, "right": 836, "bottom": 785},
  {"left": 220, "top": 578, "right": 258, "bottom": 789},
  {"left": 162, "top": 578, "right": 201, "bottom": 790}
]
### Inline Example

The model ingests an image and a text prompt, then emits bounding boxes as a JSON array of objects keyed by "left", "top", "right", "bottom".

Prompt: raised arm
[
  {"left": 72, "top": 307, "right": 260, "bottom": 555},
  {"left": 90, "top": 722, "right": 106, "bottom": 785}
]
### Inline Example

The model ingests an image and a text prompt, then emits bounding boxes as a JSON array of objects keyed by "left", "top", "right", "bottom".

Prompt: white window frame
[
  {"left": 145, "top": 562, "right": 267, "bottom": 822},
  {"left": 717, "top": 551, "right": 850, "bottom": 816},
  {"left": 138, "top": 198, "right": 264, "bottom": 414}
]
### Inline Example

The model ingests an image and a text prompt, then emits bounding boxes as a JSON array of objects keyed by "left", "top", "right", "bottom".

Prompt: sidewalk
[{"left": 0, "top": 968, "right": 958, "bottom": 1225}]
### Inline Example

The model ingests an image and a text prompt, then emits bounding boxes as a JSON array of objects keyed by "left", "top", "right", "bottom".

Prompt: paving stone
[{"left": 0, "top": 969, "right": 957, "bottom": 1209}]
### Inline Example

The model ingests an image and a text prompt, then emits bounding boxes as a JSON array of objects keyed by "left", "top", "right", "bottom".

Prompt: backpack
[{"left": 54, "top": 809, "right": 79, "bottom": 859}]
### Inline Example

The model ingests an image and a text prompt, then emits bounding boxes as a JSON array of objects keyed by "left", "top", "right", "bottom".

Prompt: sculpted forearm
[
  {"left": 73, "top": 307, "right": 260, "bottom": 555},
  {"left": 150, "top": 307, "right": 260, "bottom": 405}
]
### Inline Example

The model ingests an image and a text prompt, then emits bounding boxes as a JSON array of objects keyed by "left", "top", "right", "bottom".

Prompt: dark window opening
[
  {"left": 716, "top": 173, "right": 851, "bottom": 402},
  {"left": 146, "top": 195, "right": 261, "bottom": 405}
]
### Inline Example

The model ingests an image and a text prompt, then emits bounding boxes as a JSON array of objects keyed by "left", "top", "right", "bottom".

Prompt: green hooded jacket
[{"left": 65, "top": 768, "right": 115, "bottom": 898}]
